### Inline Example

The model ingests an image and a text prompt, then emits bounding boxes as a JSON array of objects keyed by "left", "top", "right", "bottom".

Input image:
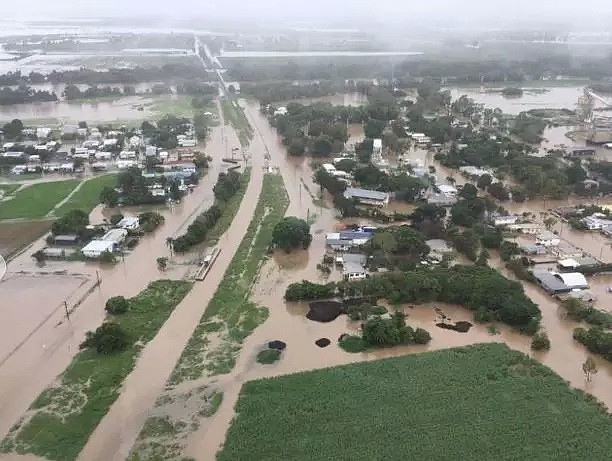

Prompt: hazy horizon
[{"left": 3, "top": 0, "right": 612, "bottom": 29}]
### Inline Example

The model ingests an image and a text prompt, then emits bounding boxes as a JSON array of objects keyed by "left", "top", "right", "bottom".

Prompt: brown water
[
  {"left": 181, "top": 102, "right": 612, "bottom": 461},
  {"left": 0, "top": 95, "right": 161, "bottom": 123},
  {"left": 0, "top": 112, "right": 232, "bottom": 442},
  {"left": 448, "top": 85, "right": 585, "bottom": 115}
]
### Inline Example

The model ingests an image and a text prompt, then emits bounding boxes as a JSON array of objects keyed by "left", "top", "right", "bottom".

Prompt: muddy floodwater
[
  {"left": 448, "top": 85, "right": 586, "bottom": 115},
  {"left": 179, "top": 101, "right": 612, "bottom": 461},
  {"left": 0, "top": 95, "right": 164, "bottom": 123}
]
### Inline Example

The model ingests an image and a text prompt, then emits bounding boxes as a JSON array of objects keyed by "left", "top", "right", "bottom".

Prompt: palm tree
[
  {"left": 165, "top": 237, "right": 174, "bottom": 259},
  {"left": 446, "top": 175, "right": 456, "bottom": 186}
]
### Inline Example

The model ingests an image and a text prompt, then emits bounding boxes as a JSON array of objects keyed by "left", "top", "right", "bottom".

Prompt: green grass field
[
  {"left": 53, "top": 174, "right": 117, "bottom": 217},
  {"left": 219, "top": 344, "right": 612, "bottom": 461},
  {"left": 0, "top": 180, "right": 80, "bottom": 220},
  {"left": 0, "top": 280, "right": 192, "bottom": 461}
]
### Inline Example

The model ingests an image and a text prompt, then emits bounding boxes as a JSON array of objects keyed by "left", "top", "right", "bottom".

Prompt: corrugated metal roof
[
  {"left": 344, "top": 188, "right": 388, "bottom": 201},
  {"left": 556, "top": 272, "right": 588, "bottom": 288}
]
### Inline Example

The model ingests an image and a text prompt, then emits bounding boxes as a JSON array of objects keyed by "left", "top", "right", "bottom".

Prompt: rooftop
[{"left": 344, "top": 188, "right": 389, "bottom": 201}]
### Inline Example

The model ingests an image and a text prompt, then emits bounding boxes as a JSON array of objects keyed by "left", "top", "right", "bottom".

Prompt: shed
[
  {"left": 556, "top": 273, "right": 589, "bottom": 290},
  {"left": 343, "top": 188, "right": 389, "bottom": 206},
  {"left": 53, "top": 234, "right": 80, "bottom": 246}
]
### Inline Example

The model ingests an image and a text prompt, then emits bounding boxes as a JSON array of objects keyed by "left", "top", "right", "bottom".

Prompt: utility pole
[{"left": 64, "top": 301, "right": 70, "bottom": 320}]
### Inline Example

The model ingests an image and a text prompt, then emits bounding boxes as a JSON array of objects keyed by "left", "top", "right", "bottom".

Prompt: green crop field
[
  {"left": 53, "top": 174, "right": 117, "bottom": 217},
  {"left": 219, "top": 344, "right": 612, "bottom": 461},
  {"left": 0, "top": 180, "right": 79, "bottom": 220}
]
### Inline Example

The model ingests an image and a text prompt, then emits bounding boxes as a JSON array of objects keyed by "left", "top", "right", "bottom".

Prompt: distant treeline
[
  {"left": 0, "top": 85, "right": 57, "bottom": 105},
  {"left": 0, "top": 64, "right": 212, "bottom": 86},
  {"left": 227, "top": 54, "right": 612, "bottom": 84}
]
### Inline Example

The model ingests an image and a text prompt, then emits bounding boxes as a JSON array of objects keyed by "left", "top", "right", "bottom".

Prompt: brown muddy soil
[
  {"left": 436, "top": 321, "right": 473, "bottom": 333},
  {"left": 0, "top": 220, "right": 52, "bottom": 259}
]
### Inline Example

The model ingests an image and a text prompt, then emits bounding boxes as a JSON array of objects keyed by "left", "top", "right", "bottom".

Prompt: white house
[
  {"left": 274, "top": 106, "right": 288, "bottom": 116},
  {"left": 101, "top": 228, "right": 128, "bottom": 245},
  {"left": 508, "top": 223, "right": 541, "bottom": 235},
  {"left": 581, "top": 214, "right": 612, "bottom": 231},
  {"left": 116, "top": 217, "right": 140, "bottom": 230},
  {"left": 536, "top": 230, "right": 561, "bottom": 247},
  {"left": 436, "top": 184, "right": 458, "bottom": 197},
  {"left": 82, "top": 240, "right": 115, "bottom": 258},
  {"left": 493, "top": 215, "right": 519, "bottom": 227}
]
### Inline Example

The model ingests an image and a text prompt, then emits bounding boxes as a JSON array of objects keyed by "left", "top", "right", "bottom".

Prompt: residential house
[
  {"left": 82, "top": 240, "right": 115, "bottom": 258},
  {"left": 551, "top": 242, "right": 583, "bottom": 260},
  {"left": 436, "top": 184, "right": 458, "bottom": 197},
  {"left": 581, "top": 214, "right": 612, "bottom": 231},
  {"left": 344, "top": 188, "right": 389, "bottom": 207},
  {"left": 508, "top": 223, "right": 541, "bottom": 235},
  {"left": 338, "top": 253, "right": 368, "bottom": 280},
  {"left": 536, "top": 231, "right": 561, "bottom": 247},
  {"left": 492, "top": 215, "right": 519, "bottom": 227},
  {"left": 116, "top": 217, "right": 140, "bottom": 230}
]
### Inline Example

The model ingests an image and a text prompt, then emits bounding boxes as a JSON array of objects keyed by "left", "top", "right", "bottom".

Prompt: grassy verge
[
  {"left": 150, "top": 95, "right": 195, "bottom": 119},
  {"left": 0, "top": 280, "right": 193, "bottom": 461},
  {"left": 219, "top": 343, "right": 612, "bottom": 461},
  {"left": 0, "top": 180, "right": 80, "bottom": 220},
  {"left": 220, "top": 99, "right": 253, "bottom": 148},
  {"left": 170, "top": 173, "right": 288, "bottom": 383},
  {"left": 53, "top": 174, "right": 118, "bottom": 217}
]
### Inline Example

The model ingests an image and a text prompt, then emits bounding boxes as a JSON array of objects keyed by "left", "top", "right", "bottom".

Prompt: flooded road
[
  {"left": 76, "top": 103, "right": 263, "bottom": 461},
  {"left": 0, "top": 111, "right": 229, "bottom": 442}
]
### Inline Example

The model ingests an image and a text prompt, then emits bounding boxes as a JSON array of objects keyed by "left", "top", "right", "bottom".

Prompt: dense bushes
[
  {"left": 285, "top": 280, "right": 336, "bottom": 301},
  {"left": 531, "top": 331, "right": 551, "bottom": 351},
  {"left": 573, "top": 327, "right": 612, "bottom": 362},
  {"left": 562, "top": 298, "right": 612, "bottom": 328},
  {"left": 105, "top": 296, "right": 130, "bottom": 315},
  {"left": 363, "top": 313, "right": 431, "bottom": 347},
  {"left": 172, "top": 205, "right": 222, "bottom": 253},
  {"left": 172, "top": 170, "right": 244, "bottom": 253},
  {"left": 52, "top": 209, "right": 89, "bottom": 235},
  {"left": 214, "top": 170, "right": 242, "bottom": 202},
  {"left": 138, "top": 211, "right": 165, "bottom": 233},
  {"left": 272, "top": 217, "right": 312, "bottom": 252},
  {"left": 286, "top": 266, "right": 541, "bottom": 333},
  {"left": 80, "top": 322, "right": 128, "bottom": 355}
]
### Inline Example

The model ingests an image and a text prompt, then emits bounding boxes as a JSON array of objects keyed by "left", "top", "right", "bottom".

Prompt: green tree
[
  {"left": 311, "top": 136, "right": 333, "bottom": 157},
  {"left": 52, "top": 209, "right": 89, "bottom": 235},
  {"left": 531, "top": 331, "right": 551, "bottom": 351},
  {"left": 105, "top": 296, "right": 130, "bottom": 315},
  {"left": 364, "top": 119, "right": 386, "bottom": 138},
  {"left": 459, "top": 183, "right": 478, "bottom": 200},
  {"left": 3, "top": 118, "right": 24, "bottom": 139},
  {"left": 80, "top": 322, "right": 128, "bottom": 354},
  {"left": 582, "top": 356, "right": 598, "bottom": 381},
  {"left": 100, "top": 185, "right": 119, "bottom": 208},
  {"left": 272, "top": 217, "right": 313, "bottom": 252}
]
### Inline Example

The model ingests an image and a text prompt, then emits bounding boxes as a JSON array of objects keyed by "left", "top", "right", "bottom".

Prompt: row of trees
[
  {"left": 0, "top": 85, "right": 57, "bottom": 105},
  {"left": 285, "top": 265, "right": 541, "bottom": 333},
  {"left": 573, "top": 327, "right": 612, "bottom": 362},
  {"left": 171, "top": 170, "right": 244, "bottom": 253}
]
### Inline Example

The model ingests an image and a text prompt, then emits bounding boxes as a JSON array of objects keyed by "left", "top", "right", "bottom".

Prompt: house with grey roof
[{"left": 344, "top": 188, "right": 389, "bottom": 207}]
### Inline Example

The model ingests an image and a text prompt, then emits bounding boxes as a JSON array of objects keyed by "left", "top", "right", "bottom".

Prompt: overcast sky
[{"left": 4, "top": 0, "right": 612, "bottom": 26}]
